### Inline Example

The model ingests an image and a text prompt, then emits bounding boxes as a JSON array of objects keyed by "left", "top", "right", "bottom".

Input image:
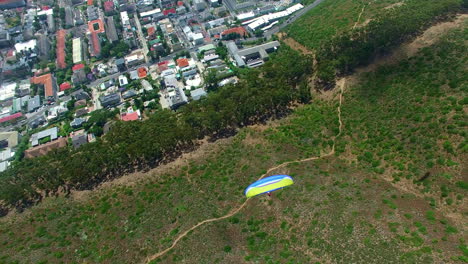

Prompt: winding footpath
[{"left": 144, "top": 82, "right": 345, "bottom": 263}]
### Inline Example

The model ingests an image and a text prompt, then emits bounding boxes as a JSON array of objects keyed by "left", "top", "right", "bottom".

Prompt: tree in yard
[{"left": 204, "top": 69, "right": 218, "bottom": 92}]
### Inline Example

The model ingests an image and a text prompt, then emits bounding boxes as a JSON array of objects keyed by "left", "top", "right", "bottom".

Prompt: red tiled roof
[
  {"left": 137, "top": 67, "right": 147, "bottom": 78},
  {"left": 87, "top": 0, "right": 93, "bottom": 5},
  {"left": 121, "top": 112, "right": 139, "bottom": 121},
  {"left": 177, "top": 1, "right": 184, "bottom": 6},
  {"left": 88, "top": 19, "right": 105, "bottom": 33},
  {"left": 31, "top": 73, "right": 55, "bottom": 98},
  {"left": 0, "top": 113, "right": 23, "bottom": 124},
  {"left": 6, "top": 49, "right": 15, "bottom": 57},
  {"left": 221, "top": 26, "right": 248, "bottom": 38},
  {"left": 60, "top": 82, "right": 71, "bottom": 91},
  {"left": 157, "top": 60, "right": 169, "bottom": 72},
  {"left": 103, "top": 1, "right": 114, "bottom": 12},
  {"left": 163, "top": 8, "right": 176, "bottom": 16},
  {"left": 176, "top": 58, "right": 189, "bottom": 68},
  {"left": 147, "top": 26, "right": 155, "bottom": 36},
  {"left": 56, "top": 29, "right": 66, "bottom": 69},
  {"left": 72, "top": 63, "right": 85, "bottom": 71},
  {"left": 90, "top": 32, "right": 101, "bottom": 56}
]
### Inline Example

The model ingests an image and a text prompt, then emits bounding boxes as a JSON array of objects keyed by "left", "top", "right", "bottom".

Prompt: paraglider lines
[{"left": 145, "top": 82, "right": 345, "bottom": 263}]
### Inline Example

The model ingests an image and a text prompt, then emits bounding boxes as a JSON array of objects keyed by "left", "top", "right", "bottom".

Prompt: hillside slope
[{"left": 0, "top": 18, "right": 466, "bottom": 264}]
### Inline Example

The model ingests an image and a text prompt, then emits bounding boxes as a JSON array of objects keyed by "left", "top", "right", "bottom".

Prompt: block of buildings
[
  {"left": 56, "top": 29, "right": 67, "bottom": 69},
  {"left": 0, "top": 131, "right": 19, "bottom": 148},
  {"left": 104, "top": 16, "right": 119, "bottom": 42},
  {"left": 31, "top": 73, "right": 57, "bottom": 99},
  {"left": 27, "top": 95, "right": 41, "bottom": 112},
  {"left": 30, "top": 127, "right": 58, "bottom": 147},
  {"left": 24, "top": 137, "right": 67, "bottom": 158},
  {"left": 227, "top": 41, "right": 280, "bottom": 68},
  {"left": 89, "top": 32, "right": 101, "bottom": 57}
]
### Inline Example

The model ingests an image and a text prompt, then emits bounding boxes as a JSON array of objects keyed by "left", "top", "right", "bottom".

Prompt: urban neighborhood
[{"left": 0, "top": 0, "right": 305, "bottom": 171}]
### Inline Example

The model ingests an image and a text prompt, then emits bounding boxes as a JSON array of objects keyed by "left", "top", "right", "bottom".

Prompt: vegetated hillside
[
  {"left": 1, "top": 0, "right": 464, "bottom": 216},
  {"left": 0, "top": 47, "right": 312, "bottom": 215},
  {"left": 314, "top": 0, "right": 463, "bottom": 84},
  {"left": 0, "top": 22, "right": 466, "bottom": 264},
  {"left": 287, "top": 0, "right": 408, "bottom": 50}
]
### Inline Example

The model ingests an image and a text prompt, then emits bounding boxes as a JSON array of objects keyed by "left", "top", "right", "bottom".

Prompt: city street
[{"left": 134, "top": 16, "right": 150, "bottom": 63}]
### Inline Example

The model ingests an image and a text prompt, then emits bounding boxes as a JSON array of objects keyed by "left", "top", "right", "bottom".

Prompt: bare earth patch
[
  {"left": 358, "top": 13, "right": 468, "bottom": 73},
  {"left": 71, "top": 136, "right": 234, "bottom": 201},
  {"left": 384, "top": 2, "right": 404, "bottom": 10},
  {"left": 277, "top": 32, "right": 313, "bottom": 55}
]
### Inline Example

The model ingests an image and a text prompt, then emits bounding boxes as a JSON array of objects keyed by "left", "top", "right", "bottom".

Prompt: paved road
[
  {"left": 134, "top": 17, "right": 150, "bottom": 63},
  {"left": 223, "top": 0, "right": 236, "bottom": 16},
  {"left": 236, "top": 0, "right": 326, "bottom": 44}
]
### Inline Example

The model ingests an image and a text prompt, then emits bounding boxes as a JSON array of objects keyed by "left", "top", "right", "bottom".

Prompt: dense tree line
[
  {"left": 0, "top": 47, "right": 312, "bottom": 214},
  {"left": 315, "top": 0, "right": 463, "bottom": 85}
]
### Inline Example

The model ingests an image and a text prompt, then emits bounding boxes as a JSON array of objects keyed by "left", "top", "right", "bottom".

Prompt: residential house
[
  {"left": 71, "top": 132, "right": 88, "bottom": 148},
  {"left": 190, "top": 88, "right": 207, "bottom": 101},
  {"left": 70, "top": 117, "right": 86, "bottom": 128},
  {"left": 100, "top": 93, "right": 121, "bottom": 108}
]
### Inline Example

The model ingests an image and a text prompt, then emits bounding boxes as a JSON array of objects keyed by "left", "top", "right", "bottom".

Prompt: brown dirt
[
  {"left": 353, "top": 3, "right": 369, "bottom": 30},
  {"left": 384, "top": 2, "right": 404, "bottom": 10},
  {"left": 358, "top": 13, "right": 468, "bottom": 74},
  {"left": 71, "top": 136, "right": 234, "bottom": 201},
  {"left": 278, "top": 32, "right": 313, "bottom": 55},
  {"left": 355, "top": 18, "right": 372, "bottom": 28}
]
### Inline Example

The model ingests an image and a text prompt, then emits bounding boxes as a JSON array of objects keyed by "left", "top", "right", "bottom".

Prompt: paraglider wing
[{"left": 244, "top": 175, "right": 294, "bottom": 198}]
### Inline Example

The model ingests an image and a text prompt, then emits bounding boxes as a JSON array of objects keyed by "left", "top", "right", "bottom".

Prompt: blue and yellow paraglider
[{"left": 244, "top": 175, "right": 294, "bottom": 198}]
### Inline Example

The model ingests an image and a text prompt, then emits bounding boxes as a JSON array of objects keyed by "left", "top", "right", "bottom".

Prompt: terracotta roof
[
  {"left": 72, "top": 63, "right": 85, "bottom": 71},
  {"left": 121, "top": 112, "right": 139, "bottom": 121},
  {"left": 221, "top": 26, "right": 248, "bottom": 38},
  {"left": 88, "top": 19, "right": 105, "bottom": 34},
  {"left": 56, "top": 29, "right": 66, "bottom": 69},
  {"left": 60, "top": 82, "right": 71, "bottom": 91},
  {"left": 24, "top": 137, "right": 67, "bottom": 159},
  {"left": 147, "top": 26, "right": 155, "bottom": 36},
  {"left": 177, "top": 1, "right": 184, "bottom": 6},
  {"left": 90, "top": 32, "right": 101, "bottom": 56},
  {"left": 87, "top": 0, "right": 93, "bottom": 5},
  {"left": 176, "top": 58, "right": 189, "bottom": 68},
  {"left": 0, "top": 113, "right": 23, "bottom": 124},
  {"left": 31, "top": 73, "right": 55, "bottom": 98},
  {"left": 137, "top": 67, "right": 147, "bottom": 78}
]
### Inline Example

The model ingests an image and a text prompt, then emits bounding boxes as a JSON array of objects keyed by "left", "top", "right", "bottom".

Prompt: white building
[
  {"left": 121, "top": 11, "right": 130, "bottom": 27},
  {"left": 14, "top": 39, "right": 37, "bottom": 53},
  {"left": 119, "top": 75, "right": 129, "bottom": 86},
  {"left": 0, "top": 83, "right": 16, "bottom": 101}
]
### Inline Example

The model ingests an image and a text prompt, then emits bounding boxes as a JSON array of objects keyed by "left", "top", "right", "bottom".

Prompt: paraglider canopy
[{"left": 244, "top": 175, "right": 294, "bottom": 198}]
